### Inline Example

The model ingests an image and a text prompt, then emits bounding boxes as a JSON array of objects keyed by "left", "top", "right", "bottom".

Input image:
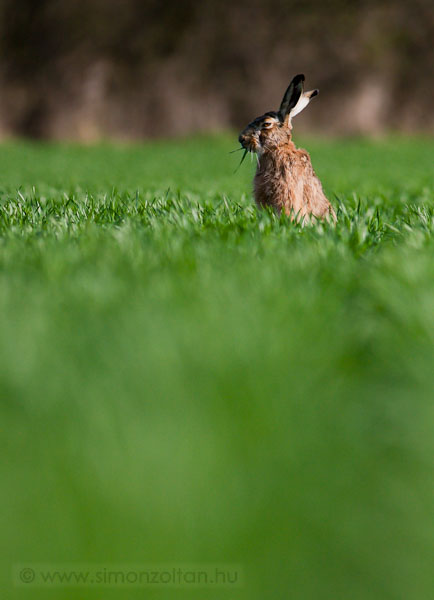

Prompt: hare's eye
[{"left": 262, "top": 121, "right": 273, "bottom": 129}]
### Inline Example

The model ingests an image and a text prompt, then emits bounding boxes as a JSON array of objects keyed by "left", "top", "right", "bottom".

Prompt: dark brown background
[{"left": 0, "top": 0, "right": 432, "bottom": 140}]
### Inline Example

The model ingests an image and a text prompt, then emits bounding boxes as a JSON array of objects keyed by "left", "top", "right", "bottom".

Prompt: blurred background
[{"left": 0, "top": 0, "right": 433, "bottom": 141}]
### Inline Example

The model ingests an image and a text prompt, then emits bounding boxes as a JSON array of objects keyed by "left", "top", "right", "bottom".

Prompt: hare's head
[{"left": 238, "top": 74, "right": 318, "bottom": 155}]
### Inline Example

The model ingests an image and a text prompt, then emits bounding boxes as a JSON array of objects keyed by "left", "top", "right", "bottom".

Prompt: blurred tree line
[{"left": 0, "top": 0, "right": 432, "bottom": 139}]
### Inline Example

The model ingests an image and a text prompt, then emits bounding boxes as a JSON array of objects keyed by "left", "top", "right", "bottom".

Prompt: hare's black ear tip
[
  {"left": 294, "top": 73, "right": 305, "bottom": 83},
  {"left": 312, "top": 89, "right": 319, "bottom": 97}
]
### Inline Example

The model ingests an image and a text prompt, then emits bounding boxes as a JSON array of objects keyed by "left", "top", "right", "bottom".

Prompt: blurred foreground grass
[{"left": 1, "top": 135, "right": 434, "bottom": 599}]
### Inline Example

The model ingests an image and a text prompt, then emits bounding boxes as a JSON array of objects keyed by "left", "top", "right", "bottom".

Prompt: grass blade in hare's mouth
[
  {"left": 229, "top": 147, "right": 245, "bottom": 154},
  {"left": 234, "top": 148, "right": 248, "bottom": 173}
]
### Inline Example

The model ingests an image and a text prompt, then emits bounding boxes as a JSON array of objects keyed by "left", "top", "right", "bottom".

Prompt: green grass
[{"left": 1, "top": 135, "right": 434, "bottom": 599}]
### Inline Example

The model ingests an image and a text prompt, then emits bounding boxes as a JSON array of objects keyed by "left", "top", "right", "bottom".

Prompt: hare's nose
[{"left": 239, "top": 133, "right": 247, "bottom": 146}]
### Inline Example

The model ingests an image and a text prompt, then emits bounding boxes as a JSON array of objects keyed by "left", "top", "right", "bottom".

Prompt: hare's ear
[
  {"left": 278, "top": 74, "right": 305, "bottom": 122},
  {"left": 290, "top": 88, "right": 319, "bottom": 118}
]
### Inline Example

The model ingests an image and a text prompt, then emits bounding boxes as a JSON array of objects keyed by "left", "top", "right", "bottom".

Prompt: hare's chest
[
  {"left": 254, "top": 166, "right": 290, "bottom": 210},
  {"left": 253, "top": 152, "right": 313, "bottom": 212}
]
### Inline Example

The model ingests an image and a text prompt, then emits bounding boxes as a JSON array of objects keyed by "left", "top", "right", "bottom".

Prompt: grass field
[{"left": 1, "top": 135, "right": 434, "bottom": 599}]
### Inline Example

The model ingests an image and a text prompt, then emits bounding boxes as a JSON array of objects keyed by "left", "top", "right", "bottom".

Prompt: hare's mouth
[
  {"left": 249, "top": 140, "right": 259, "bottom": 152},
  {"left": 234, "top": 139, "right": 261, "bottom": 170},
  {"left": 243, "top": 140, "right": 260, "bottom": 154},
  {"left": 238, "top": 132, "right": 260, "bottom": 153}
]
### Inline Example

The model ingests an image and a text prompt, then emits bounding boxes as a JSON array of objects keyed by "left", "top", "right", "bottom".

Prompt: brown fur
[
  {"left": 254, "top": 127, "right": 335, "bottom": 222},
  {"left": 238, "top": 76, "right": 336, "bottom": 223}
]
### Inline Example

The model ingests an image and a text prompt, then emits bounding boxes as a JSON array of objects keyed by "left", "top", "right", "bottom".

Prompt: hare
[{"left": 238, "top": 74, "right": 335, "bottom": 223}]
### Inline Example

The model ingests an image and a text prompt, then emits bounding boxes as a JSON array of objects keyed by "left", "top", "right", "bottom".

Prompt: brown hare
[{"left": 238, "top": 74, "right": 336, "bottom": 223}]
